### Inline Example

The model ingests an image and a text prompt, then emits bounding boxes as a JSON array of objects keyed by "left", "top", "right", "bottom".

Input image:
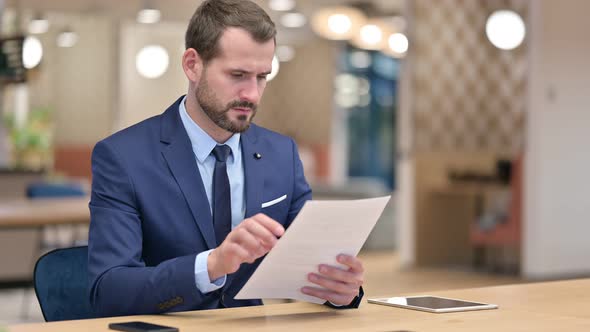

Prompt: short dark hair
[{"left": 185, "top": 0, "right": 277, "bottom": 63}]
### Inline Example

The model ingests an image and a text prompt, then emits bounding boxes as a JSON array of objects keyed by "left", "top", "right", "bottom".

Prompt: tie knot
[{"left": 212, "top": 144, "right": 231, "bottom": 162}]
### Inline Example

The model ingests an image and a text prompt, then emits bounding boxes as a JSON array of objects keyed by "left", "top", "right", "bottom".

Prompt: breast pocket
[{"left": 260, "top": 194, "right": 288, "bottom": 223}]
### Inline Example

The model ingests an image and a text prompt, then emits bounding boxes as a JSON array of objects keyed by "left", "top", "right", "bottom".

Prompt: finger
[
  {"left": 308, "top": 273, "right": 359, "bottom": 295},
  {"left": 251, "top": 213, "right": 285, "bottom": 237},
  {"left": 222, "top": 242, "right": 252, "bottom": 272},
  {"left": 226, "top": 240, "right": 261, "bottom": 265},
  {"left": 336, "top": 254, "right": 364, "bottom": 273},
  {"left": 301, "top": 286, "right": 355, "bottom": 306},
  {"left": 230, "top": 228, "right": 269, "bottom": 257},
  {"left": 240, "top": 218, "right": 279, "bottom": 248},
  {"left": 317, "top": 265, "right": 363, "bottom": 287}
]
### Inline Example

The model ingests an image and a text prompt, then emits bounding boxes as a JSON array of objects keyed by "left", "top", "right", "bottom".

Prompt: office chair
[
  {"left": 26, "top": 181, "right": 87, "bottom": 198},
  {"left": 470, "top": 155, "right": 523, "bottom": 273},
  {"left": 21, "top": 181, "right": 87, "bottom": 319},
  {"left": 26, "top": 180, "right": 87, "bottom": 247},
  {"left": 33, "top": 246, "right": 95, "bottom": 321}
]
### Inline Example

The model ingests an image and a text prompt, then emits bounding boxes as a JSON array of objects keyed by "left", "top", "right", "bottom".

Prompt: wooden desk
[
  {"left": 0, "top": 197, "right": 90, "bottom": 281},
  {"left": 9, "top": 279, "right": 590, "bottom": 331},
  {"left": 0, "top": 197, "right": 90, "bottom": 228}
]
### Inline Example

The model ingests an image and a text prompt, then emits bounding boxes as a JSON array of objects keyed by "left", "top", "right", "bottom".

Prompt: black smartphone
[{"left": 108, "top": 321, "right": 178, "bottom": 332}]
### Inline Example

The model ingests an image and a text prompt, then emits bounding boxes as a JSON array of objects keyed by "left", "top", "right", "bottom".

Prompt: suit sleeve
[{"left": 88, "top": 140, "right": 208, "bottom": 317}]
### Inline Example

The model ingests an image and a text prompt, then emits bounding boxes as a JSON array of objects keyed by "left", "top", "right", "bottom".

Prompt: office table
[
  {"left": 0, "top": 197, "right": 90, "bottom": 282},
  {"left": 0, "top": 197, "right": 90, "bottom": 228},
  {"left": 9, "top": 278, "right": 590, "bottom": 331}
]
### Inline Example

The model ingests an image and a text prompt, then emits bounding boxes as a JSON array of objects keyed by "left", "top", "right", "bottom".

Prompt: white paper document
[{"left": 235, "top": 195, "right": 391, "bottom": 304}]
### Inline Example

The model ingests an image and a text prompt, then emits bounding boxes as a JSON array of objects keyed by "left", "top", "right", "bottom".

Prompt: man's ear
[{"left": 182, "top": 48, "right": 202, "bottom": 83}]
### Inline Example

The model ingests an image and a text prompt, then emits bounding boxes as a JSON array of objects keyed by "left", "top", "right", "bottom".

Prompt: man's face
[{"left": 195, "top": 28, "right": 275, "bottom": 133}]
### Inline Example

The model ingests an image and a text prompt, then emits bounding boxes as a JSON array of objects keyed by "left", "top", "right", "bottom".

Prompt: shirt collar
[{"left": 178, "top": 95, "right": 241, "bottom": 164}]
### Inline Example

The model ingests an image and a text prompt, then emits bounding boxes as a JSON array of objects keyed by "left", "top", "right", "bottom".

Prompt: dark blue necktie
[{"left": 212, "top": 145, "right": 232, "bottom": 247}]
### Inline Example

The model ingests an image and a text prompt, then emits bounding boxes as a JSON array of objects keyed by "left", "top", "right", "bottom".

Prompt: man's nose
[{"left": 238, "top": 80, "right": 261, "bottom": 105}]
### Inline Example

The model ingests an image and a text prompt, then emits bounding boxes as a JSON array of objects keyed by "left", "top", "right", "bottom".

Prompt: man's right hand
[{"left": 207, "top": 213, "right": 284, "bottom": 281}]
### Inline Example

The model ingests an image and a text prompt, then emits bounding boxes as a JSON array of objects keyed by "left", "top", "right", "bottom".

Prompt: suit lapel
[
  {"left": 160, "top": 98, "right": 217, "bottom": 250},
  {"left": 159, "top": 101, "right": 266, "bottom": 291},
  {"left": 241, "top": 125, "right": 264, "bottom": 218}
]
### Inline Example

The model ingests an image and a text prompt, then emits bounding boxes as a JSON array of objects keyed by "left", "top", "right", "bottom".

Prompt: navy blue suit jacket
[{"left": 88, "top": 97, "right": 312, "bottom": 317}]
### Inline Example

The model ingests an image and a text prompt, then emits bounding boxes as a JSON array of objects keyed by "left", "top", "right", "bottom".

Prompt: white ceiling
[
  {"left": 9, "top": 0, "right": 404, "bottom": 22},
  {"left": 7, "top": 0, "right": 404, "bottom": 46}
]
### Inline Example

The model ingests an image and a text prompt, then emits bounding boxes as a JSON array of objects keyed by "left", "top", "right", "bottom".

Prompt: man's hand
[
  {"left": 301, "top": 254, "right": 364, "bottom": 306},
  {"left": 207, "top": 213, "right": 284, "bottom": 281}
]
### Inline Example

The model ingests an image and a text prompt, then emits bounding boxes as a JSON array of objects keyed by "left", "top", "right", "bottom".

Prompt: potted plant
[{"left": 3, "top": 106, "right": 53, "bottom": 171}]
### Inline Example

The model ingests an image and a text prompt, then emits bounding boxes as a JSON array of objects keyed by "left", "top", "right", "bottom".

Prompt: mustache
[{"left": 226, "top": 100, "right": 257, "bottom": 112}]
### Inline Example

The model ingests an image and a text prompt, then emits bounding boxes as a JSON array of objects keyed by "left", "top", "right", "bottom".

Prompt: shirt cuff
[
  {"left": 194, "top": 249, "right": 226, "bottom": 293},
  {"left": 325, "top": 287, "right": 364, "bottom": 309},
  {"left": 328, "top": 301, "right": 344, "bottom": 307}
]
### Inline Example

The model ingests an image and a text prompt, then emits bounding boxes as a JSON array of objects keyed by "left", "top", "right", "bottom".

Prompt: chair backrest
[
  {"left": 26, "top": 181, "right": 86, "bottom": 199},
  {"left": 33, "top": 246, "right": 95, "bottom": 321},
  {"left": 470, "top": 155, "right": 523, "bottom": 246}
]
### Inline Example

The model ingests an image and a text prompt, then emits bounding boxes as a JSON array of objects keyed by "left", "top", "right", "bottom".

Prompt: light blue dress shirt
[
  {"left": 179, "top": 96, "right": 246, "bottom": 293},
  {"left": 179, "top": 97, "right": 344, "bottom": 305}
]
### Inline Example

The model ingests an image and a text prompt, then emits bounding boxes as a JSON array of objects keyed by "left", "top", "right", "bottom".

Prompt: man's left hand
[{"left": 301, "top": 254, "right": 364, "bottom": 306}]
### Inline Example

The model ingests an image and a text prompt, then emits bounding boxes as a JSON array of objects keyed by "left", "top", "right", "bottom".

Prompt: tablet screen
[
  {"left": 398, "top": 296, "right": 487, "bottom": 309},
  {"left": 368, "top": 295, "right": 498, "bottom": 313}
]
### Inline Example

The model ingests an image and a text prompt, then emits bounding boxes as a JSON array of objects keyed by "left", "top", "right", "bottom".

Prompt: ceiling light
[
  {"left": 57, "top": 28, "right": 78, "bottom": 48},
  {"left": 28, "top": 13, "right": 49, "bottom": 34},
  {"left": 137, "top": 0, "right": 161, "bottom": 24},
  {"left": 136, "top": 45, "right": 169, "bottom": 79},
  {"left": 328, "top": 14, "right": 352, "bottom": 34},
  {"left": 388, "top": 33, "right": 409, "bottom": 57},
  {"left": 137, "top": 8, "right": 161, "bottom": 24},
  {"left": 360, "top": 25, "right": 382, "bottom": 45},
  {"left": 23, "top": 36, "right": 43, "bottom": 69},
  {"left": 280, "top": 12, "right": 306, "bottom": 28},
  {"left": 276, "top": 45, "right": 295, "bottom": 62},
  {"left": 311, "top": 6, "right": 366, "bottom": 40},
  {"left": 485, "top": 10, "right": 526, "bottom": 50},
  {"left": 268, "top": 0, "right": 295, "bottom": 12},
  {"left": 351, "top": 19, "right": 391, "bottom": 50}
]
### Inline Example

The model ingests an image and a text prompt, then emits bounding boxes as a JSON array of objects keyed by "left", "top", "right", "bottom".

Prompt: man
[{"left": 89, "top": 0, "right": 364, "bottom": 317}]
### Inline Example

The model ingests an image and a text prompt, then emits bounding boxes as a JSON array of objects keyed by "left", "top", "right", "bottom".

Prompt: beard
[{"left": 195, "top": 74, "right": 257, "bottom": 133}]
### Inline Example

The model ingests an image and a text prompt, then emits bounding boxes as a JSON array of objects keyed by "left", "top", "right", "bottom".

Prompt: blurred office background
[{"left": 0, "top": 0, "right": 589, "bottom": 325}]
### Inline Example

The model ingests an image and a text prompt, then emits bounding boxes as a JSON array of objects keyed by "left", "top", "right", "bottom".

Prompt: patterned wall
[{"left": 412, "top": 0, "right": 528, "bottom": 154}]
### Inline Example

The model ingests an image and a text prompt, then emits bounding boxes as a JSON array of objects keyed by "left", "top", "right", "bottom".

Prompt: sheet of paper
[{"left": 235, "top": 195, "right": 391, "bottom": 304}]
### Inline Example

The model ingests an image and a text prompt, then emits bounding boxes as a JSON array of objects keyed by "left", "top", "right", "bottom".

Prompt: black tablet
[{"left": 108, "top": 321, "right": 178, "bottom": 332}]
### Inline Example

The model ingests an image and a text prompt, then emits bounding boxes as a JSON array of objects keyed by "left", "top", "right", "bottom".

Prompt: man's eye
[
  {"left": 231, "top": 73, "right": 244, "bottom": 78},
  {"left": 257, "top": 75, "right": 268, "bottom": 81}
]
